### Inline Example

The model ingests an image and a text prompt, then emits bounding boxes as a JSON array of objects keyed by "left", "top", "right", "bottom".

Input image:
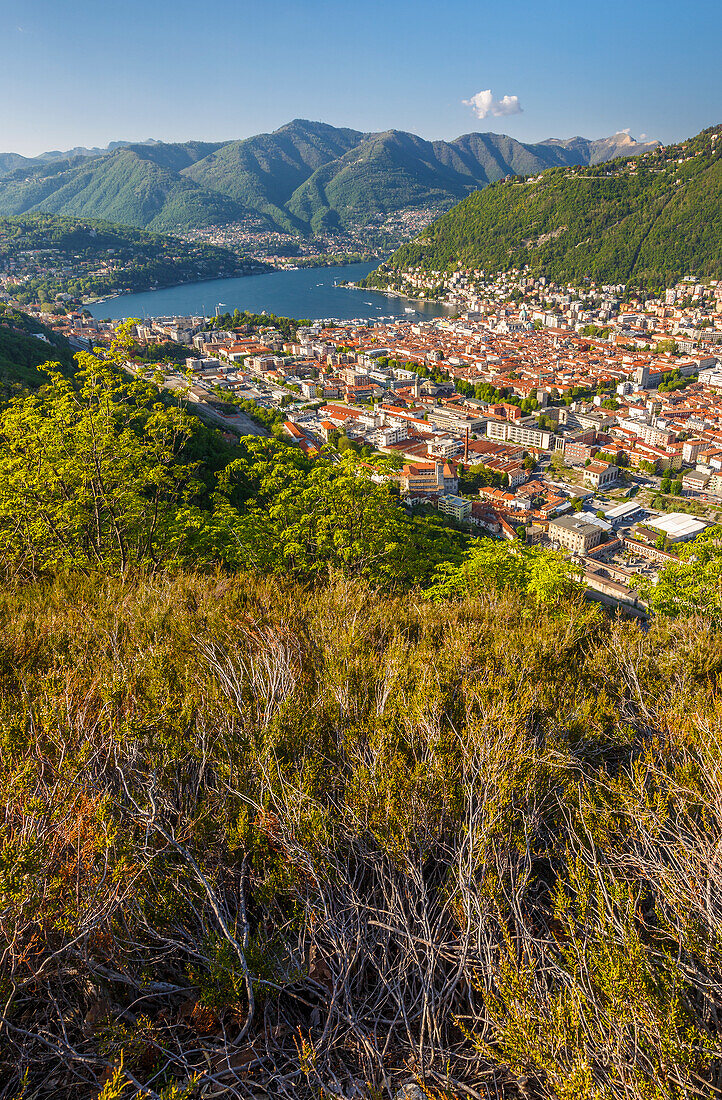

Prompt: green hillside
[
  {"left": 0, "top": 304, "right": 74, "bottom": 393},
  {"left": 0, "top": 145, "right": 250, "bottom": 232},
  {"left": 366, "top": 125, "right": 722, "bottom": 290},
  {"left": 286, "top": 129, "right": 471, "bottom": 233},
  {"left": 183, "top": 119, "right": 363, "bottom": 233},
  {"left": 0, "top": 121, "right": 661, "bottom": 237},
  {"left": 0, "top": 212, "right": 252, "bottom": 305},
  {"left": 0, "top": 152, "right": 33, "bottom": 175}
]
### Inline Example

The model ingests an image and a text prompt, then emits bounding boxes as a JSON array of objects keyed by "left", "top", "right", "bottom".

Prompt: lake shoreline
[
  {"left": 85, "top": 254, "right": 387, "bottom": 307},
  {"left": 87, "top": 262, "right": 452, "bottom": 323},
  {"left": 83, "top": 265, "right": 272, "bottom": 306}
]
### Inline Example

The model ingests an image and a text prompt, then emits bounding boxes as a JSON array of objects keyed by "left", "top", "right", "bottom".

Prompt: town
[
  {"left": 175, "top": 210, "right": 439, "bottom": 268},
  {"left": 17, "top": 266, "right": 722, "bottom": 615}
]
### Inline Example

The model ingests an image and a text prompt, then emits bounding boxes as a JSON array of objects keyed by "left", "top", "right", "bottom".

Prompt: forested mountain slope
[
  {"left": 365, "top": 125, "right": 722, "bottom": 289},
  {"left": 0, "top": 120, "right": 660, "bottom": 235},
  {"left": 0, "top": 303, "right": 74, "bottom": 393},
  {"left": 0, "top": 213, "right": 250, "bottom": 304},
  {"left": 182, "top": 119, "right": 363, "bottom": 233},
  {"left": 0, "top": 144, "right": 246, "bottom": 232}
]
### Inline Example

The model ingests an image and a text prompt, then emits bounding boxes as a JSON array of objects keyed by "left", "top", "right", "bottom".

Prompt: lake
[{"left": 86, "top": 261, "right": 451, "bottom": 323}]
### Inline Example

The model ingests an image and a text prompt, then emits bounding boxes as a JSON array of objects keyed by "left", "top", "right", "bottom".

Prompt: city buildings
[{"left": 19, "top": 263, "right": 722, "bottom": 611}]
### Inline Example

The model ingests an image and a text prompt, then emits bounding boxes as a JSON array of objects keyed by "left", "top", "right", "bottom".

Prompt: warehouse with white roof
[{"left": 646, "top": 513, "right": 708, "bottom": 543}]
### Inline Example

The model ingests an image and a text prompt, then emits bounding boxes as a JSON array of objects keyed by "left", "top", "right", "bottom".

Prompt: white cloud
[{"left": 462, "top": 89, "right": 523, "bottom": 120}]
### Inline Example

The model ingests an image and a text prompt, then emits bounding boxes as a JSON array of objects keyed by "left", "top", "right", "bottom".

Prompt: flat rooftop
[
  {"left": 647, "top": 512, "right": 708, "bottom": 541},
  {"left": 605, "top": 500, "right": 642, "bottom": 520}
]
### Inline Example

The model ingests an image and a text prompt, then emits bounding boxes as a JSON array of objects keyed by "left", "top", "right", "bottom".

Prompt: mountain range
[
  {"left": 363, "top": 125, "right": 722, "bottom": 290},
  {"left": 0, "top": 120, "right": 660, "bottom": 237},
  {"left": 0, "top": 139, "right": 161, "bottom": 175}
]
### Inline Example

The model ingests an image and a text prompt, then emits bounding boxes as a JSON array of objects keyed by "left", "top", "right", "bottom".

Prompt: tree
[
  {"left": 0, "top": 323, "right": 232, "bottom": 576},
  {"left": 215, "top": 443, "right": 460, "bottom": 588},
  {"left": 660, "top": 478, "right": 671, "bottom": 494},
  {"left": 671, "top": 479, "right": 683, "bottom": 496},
  {"left": 428, "top": 538, "right": 583, "bottom": 606},
  {"left": 641, "top": 525, "right": 722, "bottom": 617}
]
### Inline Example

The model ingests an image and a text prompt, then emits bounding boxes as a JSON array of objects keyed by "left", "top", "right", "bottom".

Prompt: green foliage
[
  {"left": 207, "top": 308, "right": 309, "bottom": 341},
  {"left": 0, "top": 303, "right": 75, "bottom": 393},
  {"left": 372, "top": 125, "right": 722, "bottom": 289},
  {"left": 459, "top": 462, "right": 507, "bottom": 492},
  {"left": 0, "top": 324, "right": 233, "bottom": 574},
  {"left": 0, "top": 331, "right": 459, "bottom": 587},
  {"left": 0, "top": 212, "right": 248, "bottom": 304},
  {"left": 129, "top": 340, "right": 190, "bottom": 365},
  {"left": 428, "top": 537, "right": 583, "bottom": 605},
  {"left": 214, "top": 440, "right": 459, "bottom": 586},
  {"left": 641, "top": 524, "right": 722, "bottom": 616}
]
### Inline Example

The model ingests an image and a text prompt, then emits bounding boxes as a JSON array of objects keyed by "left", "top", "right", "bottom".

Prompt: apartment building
[
  {"left": 428, "top": 408, "right": 486, "bottom": 434},
  {"left": 682, "top": 438, "right": 705, "bottom": 464},
  {"left": 682, "top": 470, "right": 709, "bottom": 493},
  {"left": 438, "top": 494, "right": 472, "bottom": 521},
  {"left": 564, "top": 440, "right": 598, "bottom": 465},
  {"left": 486, "top": 419, "right": 553, "bottom": 450},
  {"left": 635, "top": 422, "right": 675, "bottom": 447},
  {"left": 400, "top": 461, "right": 458, "bottom": 496}
]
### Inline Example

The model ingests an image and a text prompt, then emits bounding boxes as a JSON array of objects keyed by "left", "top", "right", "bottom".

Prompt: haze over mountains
[
  {"left": 0, "top": 140, "right": 162, "bottom": 176},
  {"left": 0, "top": 120, "right": 660, "bottom": 237}
]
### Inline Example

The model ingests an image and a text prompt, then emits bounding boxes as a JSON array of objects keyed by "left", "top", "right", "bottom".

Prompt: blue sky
[{"left": 2, "top": 0, "right": 720, "bottom": 155}]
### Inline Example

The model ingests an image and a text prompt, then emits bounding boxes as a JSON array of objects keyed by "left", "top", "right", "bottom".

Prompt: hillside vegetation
[
  {"left": 4, "top": 333, "right": 722, "bottom": 1098},
  {"left": 5, "top": 569, "right": 722, "bottom": 1100},
  {"left": 366, "top": 125, "right": 722, "bottom": 290},
  {"left": 183, "top": 120, "right": 364, "bottom": 235},
  {"left": 0, "top": 213, "right": 251, "bottom": 304},
  {"left": 0, "top": 302, "right": 74, "bottom": 393},
  {"left": 0, "top": 120, "right": 660, "bottom": 237}
]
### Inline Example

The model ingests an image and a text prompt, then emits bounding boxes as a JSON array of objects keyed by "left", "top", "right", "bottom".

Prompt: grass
[{"left": 2, "top": 569, "right": 722, "bottom": 1098}]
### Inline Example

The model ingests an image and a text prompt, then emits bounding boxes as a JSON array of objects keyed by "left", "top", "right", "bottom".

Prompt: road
[{"left": 155, "top": 373, "right": 271, "bottom": 437}]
